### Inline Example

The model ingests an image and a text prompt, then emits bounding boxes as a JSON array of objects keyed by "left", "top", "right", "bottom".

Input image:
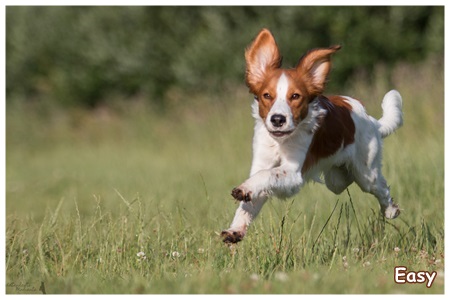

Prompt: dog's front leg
[
  {"left": 231, "top": 165, "right": 304, "bottom": 202},
  {"left": 222, "top": 116, "right": 305, "bottom": 243},
  {"left": 221, "top": 194, "right": 268, "bottom": 243},
  {"left": 221, "top": 165, "right": 303, "bottom": 243}
]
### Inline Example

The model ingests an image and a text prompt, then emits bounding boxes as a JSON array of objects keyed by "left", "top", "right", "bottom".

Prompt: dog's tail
[{"left": 378, "top": 90, "right": 403, "bottom": 138}]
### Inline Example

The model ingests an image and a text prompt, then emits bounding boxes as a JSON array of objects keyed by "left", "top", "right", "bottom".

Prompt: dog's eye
[
  {"left": 263, "top": 93, "right": 272, "bottom": 100},
  {"left": 291, "top": 93, "right": 301, "bottom": 100}
]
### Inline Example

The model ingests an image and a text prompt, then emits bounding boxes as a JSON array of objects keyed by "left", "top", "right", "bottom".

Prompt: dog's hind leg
[
  {"left": 352, "top": 119, "right": 401, "bottom": 219},
  {"left": 354, "top": 168, "right": 400, "bottom": 219}
]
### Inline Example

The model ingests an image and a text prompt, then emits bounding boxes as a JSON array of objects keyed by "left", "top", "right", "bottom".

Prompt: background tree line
[{"left": 6, "top": 6, "right": 444, "bottom": 108}]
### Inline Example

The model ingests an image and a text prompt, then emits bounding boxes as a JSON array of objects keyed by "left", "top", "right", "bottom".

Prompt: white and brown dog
[{"left": 221, "top": 29, "right": 403, "bottom": 243}]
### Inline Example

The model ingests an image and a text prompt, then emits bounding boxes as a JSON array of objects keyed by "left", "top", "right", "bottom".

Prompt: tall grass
[{"left": 5, "top": 58, "right": 444, "bottom": 293}]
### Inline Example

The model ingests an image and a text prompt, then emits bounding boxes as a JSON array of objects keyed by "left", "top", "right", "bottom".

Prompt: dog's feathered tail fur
[{"left": 378, "top": 90, "right": 403, "bottom": 138}]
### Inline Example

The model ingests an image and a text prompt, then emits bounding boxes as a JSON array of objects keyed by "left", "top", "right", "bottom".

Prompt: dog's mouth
[{"left": 269, "top": 130, "right": 294, "bottom": 138}]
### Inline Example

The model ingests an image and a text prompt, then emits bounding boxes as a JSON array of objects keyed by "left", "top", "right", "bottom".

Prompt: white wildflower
[
  {"left": 136, "top": 251, "right": 147, "bottom": 261},
  {"left": 172, "top": 251, "right": 180, "bottom": 258},
  {"left": 342, "top": 256, "right": 349, "bottom": 269}
]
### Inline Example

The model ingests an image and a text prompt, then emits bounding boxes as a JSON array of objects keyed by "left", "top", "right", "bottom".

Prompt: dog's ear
[
  {"left": 296, "top": 45, "right": 341, "bottom": 96},
  {"left": 245, "top": 29, "right": 282, "bottom": 92}
]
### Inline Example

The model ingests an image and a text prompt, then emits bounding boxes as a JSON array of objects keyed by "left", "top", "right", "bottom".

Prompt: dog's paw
[
  {"left": 231, "top": 187, "right": 252, "bottom": 202},
  {"left": 384, "top": 203, "right": 401, "bottom": 219},
  {"left": 221, "top": 230, "right": 244, "bottom": 244}
]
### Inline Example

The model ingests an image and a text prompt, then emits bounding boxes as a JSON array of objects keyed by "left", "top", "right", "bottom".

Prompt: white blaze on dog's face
[
  {"left": 266, "top": 73, "right": 293, "bottom": 135},
  {"left": 244, "top": 28, "right": 340, "bottom": 139}
]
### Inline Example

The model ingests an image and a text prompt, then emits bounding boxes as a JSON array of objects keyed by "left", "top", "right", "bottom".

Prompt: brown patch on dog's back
[{"left": 301, "top": 95, "right": 355, "bottom": 174}]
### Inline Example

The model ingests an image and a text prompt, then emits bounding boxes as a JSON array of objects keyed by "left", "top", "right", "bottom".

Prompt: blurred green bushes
[{"left": 6, "top": 6, "right": 443, "bottom": 108}]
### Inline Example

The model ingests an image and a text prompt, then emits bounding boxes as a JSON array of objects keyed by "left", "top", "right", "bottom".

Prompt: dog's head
[{"left": 245, "top": 28, "right": 340, "bottom": 139}]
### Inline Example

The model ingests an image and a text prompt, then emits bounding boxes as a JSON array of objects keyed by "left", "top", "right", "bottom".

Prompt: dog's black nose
[{"left": 270, "top": 114, "right": 286, "bottom": 127}]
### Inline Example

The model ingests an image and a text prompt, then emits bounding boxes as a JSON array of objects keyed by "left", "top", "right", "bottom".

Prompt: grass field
[{"left": 5, "top": 58, "right": 444, "bottom": 294}]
